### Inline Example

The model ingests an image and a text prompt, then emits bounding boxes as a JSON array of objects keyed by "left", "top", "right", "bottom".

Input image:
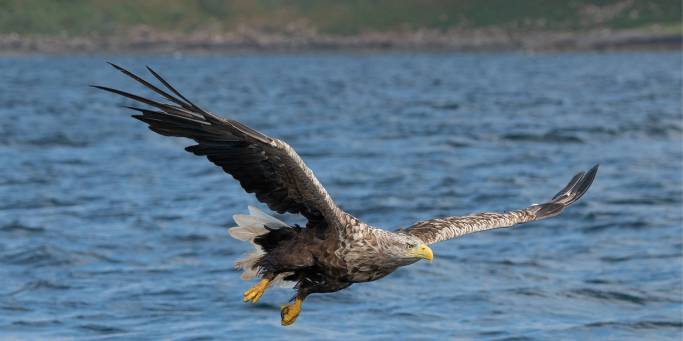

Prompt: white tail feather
[
  {"left": 229, "top": 206, "right": 294, "bottom": 287},
  {"left": 248, "top": 206, "right": 288, "bottom": 227}
]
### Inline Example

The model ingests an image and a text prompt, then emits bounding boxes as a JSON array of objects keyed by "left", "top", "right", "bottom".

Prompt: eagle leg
[
  {"left": 280, "top": 295, "right": 304, "bottom": 326},
  {"left": 243, "top": 278, "right": 271, "bottom": 304}
]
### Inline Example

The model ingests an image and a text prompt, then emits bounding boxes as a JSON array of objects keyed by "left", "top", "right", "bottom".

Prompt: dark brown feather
[{"left": 94, "top": 64, "right": 343, "bottom": 227}]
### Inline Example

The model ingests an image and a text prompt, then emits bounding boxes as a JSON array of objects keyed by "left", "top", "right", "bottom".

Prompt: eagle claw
[
  {"left": 243, "top": 279, "right": 269, "bottom": 304},
  {"left": 280, "top": 298, "right": 303, "bottom": 326}
]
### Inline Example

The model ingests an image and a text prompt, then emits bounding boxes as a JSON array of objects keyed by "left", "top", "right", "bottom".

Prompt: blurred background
[
  {"left": 0, "top": 0, "right": 681, "bottom": 52},
  {"left": 0, "top": 1, "right": 681, "bottom": 340}
]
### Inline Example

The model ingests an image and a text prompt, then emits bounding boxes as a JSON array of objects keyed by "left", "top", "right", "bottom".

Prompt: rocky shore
[{"left": 1, "top": 26, "right": 679, "bottom": 54}]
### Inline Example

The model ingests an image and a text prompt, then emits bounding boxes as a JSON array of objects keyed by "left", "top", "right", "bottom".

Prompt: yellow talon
[
  {"left": 280, "top": 297, "right": 303, "bottom": 326},
  {"left": 243, "top": 279, "right": 270, "bottom": 304}
]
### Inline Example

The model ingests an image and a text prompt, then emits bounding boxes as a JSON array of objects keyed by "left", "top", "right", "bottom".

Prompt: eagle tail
[{"left": 229, "top": 206, "right": 294, "bottom": 287}]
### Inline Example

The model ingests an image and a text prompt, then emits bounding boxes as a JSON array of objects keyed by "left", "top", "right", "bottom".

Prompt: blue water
[{"left": 0, "top": 52, "right": 681, "bottom": 340}]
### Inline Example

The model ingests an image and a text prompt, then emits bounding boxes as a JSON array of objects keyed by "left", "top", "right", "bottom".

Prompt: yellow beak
[{"left": 412, "top": 244, "right": 434, "bottom": 262}]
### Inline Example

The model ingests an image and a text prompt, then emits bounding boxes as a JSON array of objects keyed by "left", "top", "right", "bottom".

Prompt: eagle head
[{"left": 381, "top": 233, "right": 433, "bottom": 266}]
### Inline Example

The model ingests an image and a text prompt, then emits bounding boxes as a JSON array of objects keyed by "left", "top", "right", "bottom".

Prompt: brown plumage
[
  {"left": 400, "top": 165, "right": 598, "bottom": 244},
  {"left": 94, "top": 64, "right": 598, "bottom": 326}
]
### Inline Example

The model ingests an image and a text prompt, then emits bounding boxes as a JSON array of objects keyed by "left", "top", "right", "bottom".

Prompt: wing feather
[
  {"left": 400, "top": 165, "right": 598, "bottom": 244},
  {"left": 94, "top": 64, "right": 342, "bottom": 228}
]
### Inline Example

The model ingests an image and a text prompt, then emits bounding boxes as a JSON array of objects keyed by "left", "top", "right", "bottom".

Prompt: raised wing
[
  {"left": 93, "top": 63, "right": 342, "bottom": 228},
  {"left": 399, "top": 165, "right": 598, "bottom": 245}
]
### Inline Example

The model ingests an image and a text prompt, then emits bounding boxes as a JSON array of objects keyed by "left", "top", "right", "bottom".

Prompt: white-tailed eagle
[{"left": 94, "top": 64, "right": 598, "bottom": 326}]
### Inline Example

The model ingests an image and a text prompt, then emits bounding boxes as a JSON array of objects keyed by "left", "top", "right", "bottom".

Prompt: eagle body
[
  {"left": 95, "top": 64, "right": 598, "bottom": 326},
  {"left": 251, "top": 212, "right": 416, "bottom": 292}
]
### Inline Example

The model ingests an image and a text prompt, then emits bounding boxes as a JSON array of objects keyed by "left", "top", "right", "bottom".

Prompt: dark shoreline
[{"left": 1, "top": 28, "right": 680, "bottom": 55}]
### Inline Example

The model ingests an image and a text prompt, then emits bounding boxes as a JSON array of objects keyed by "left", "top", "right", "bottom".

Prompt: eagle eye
[{"left": 406, "top": 242, "right": 415, "bottom": 249}]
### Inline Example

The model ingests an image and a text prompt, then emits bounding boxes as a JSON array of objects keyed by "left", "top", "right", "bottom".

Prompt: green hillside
[{"left": 0, "top": 0, "right": 680, "bottom": 36}]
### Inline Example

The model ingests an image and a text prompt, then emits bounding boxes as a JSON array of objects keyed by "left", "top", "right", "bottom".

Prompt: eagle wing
[
  {"left": 94, "top": 63, "right": 343, "bottom": 229},
  {"left": 399, "top": 165, "right": 598, "bottom": 245}
]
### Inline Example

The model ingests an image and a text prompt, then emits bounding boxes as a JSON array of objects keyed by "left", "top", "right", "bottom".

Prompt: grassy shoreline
[
  {"left": 1, "top": 0, "right": 679, "bottom": 54},
  {"left": 0, "top": 27, "right": 679, "bottom": 54}
]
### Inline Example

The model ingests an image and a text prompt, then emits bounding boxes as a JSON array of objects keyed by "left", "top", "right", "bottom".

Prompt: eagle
[{"left": 94, "top": 63, "right": 598, "bottom": 326}]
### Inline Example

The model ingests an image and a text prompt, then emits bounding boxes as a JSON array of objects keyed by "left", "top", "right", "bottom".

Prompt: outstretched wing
[
  {"left": 93, "top": 63, "right": 342, "bottom": 228},
  {"left": 399, "top": 165, "right": 598, "bottom": 245}
]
